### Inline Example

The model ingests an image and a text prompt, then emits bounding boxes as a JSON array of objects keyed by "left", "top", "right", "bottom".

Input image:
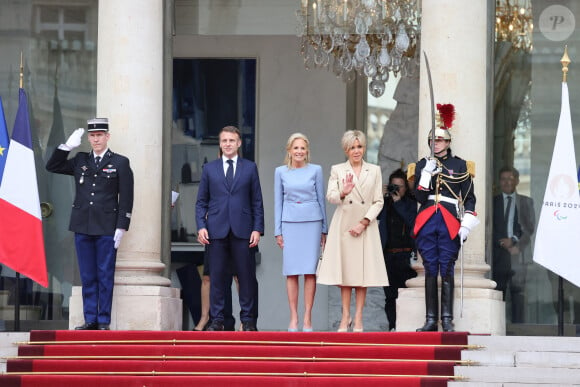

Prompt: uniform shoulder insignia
[
  {"left": 407, "top": 163, "right": 416, "bottom": 181},
  {"left": 466, "top": 160, "right": 476, "bottom": 177}
]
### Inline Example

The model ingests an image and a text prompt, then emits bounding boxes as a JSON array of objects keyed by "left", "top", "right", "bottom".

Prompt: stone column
[
  {"left": 69, "top": 0, "right": 182, "bottom": 330},
  {"left": 396, "top": 0, "right": 505, "bottom": 334}
]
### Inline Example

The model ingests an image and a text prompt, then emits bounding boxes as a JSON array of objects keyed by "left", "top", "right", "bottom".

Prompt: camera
[{"left": 386, "top": 183, "right": 400, "bottom": 196}]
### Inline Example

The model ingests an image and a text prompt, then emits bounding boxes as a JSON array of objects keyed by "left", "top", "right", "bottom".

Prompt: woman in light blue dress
[{"left": 275, "top": 133, "right": 327, "bottom": 332}]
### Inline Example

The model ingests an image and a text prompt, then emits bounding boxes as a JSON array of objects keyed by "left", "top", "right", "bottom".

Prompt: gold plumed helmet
[{"left": 428, "top": 103, "right": 455, "bottom": 142}]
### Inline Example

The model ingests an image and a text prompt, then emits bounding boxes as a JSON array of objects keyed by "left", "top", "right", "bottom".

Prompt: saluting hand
[{"left": 62, "top": 128, "right": 84, "bottom": 151}]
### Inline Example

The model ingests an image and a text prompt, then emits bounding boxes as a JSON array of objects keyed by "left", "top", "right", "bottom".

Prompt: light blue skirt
[{"left": 281, "top": 221, "right": 322, "bottom": 276}]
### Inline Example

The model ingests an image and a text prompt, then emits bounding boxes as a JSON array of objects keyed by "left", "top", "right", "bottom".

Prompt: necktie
[
  {"left": 504, "top": 195, "right": 512, "bottom": 222},
  {"left": 226, "top": 159, "right": 234, "bottom": 187},
  {"left": 95, "top": 156, "right": 101, "bottom": 168}
]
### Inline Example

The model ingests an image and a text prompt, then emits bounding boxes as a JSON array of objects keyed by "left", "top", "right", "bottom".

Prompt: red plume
[{"left": 436, "top": 103, "right": 455, "bottom": 129}]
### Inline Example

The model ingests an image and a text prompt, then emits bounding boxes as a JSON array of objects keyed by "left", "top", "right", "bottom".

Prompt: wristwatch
[{"left": 510, "top": 236, "right": 519, "bottom": 245}]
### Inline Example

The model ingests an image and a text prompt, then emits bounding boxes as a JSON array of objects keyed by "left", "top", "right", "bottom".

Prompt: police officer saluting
[
  {"left": 46, "top": 118, "right": 134, "bottom": 330},
  {"left": 412, "top": 104, "right": 478, "bottom": 332}
]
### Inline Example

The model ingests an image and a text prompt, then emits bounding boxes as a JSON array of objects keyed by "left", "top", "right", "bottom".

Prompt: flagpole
[
  {"left": 13, "top": 52, "right": 25, "bottom": 332},
  {"left": 19, "top": 52, "right": 23, "bottom": 89},
  {"left": 556, "top": 46, "right": 570, "bottom": 337},
  {"left": 562, "top": 45, "right": 570, "bottom": 83}
]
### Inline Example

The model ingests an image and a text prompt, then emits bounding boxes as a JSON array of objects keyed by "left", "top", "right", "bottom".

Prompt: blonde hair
[
  {"left": 341, "top": 130, "right": 366, "bottom": 153},
  {"left": 284, "top": 132, "right": 310, "bottom": 168}
]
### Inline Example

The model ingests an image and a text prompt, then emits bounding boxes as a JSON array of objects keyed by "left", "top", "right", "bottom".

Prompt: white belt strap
[{"left": 428, "top": 194, "right": 459, "bottom": 212}]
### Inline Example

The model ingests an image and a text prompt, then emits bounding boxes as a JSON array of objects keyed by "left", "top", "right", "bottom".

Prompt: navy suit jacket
[{"left": 196, "top": 157, "right": 264, "bottom": 240}]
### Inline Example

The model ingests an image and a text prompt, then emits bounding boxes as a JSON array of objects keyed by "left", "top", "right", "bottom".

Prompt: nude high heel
[
  {"left": 353, "top": 319, "right": 364, "bottom": 332},
  {"left": 337, "top": 319, "right": 352, "bottom": 332}
]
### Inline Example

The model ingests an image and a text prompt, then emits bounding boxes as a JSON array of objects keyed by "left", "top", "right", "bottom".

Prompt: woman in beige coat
[{"left": 317, "top": 130, "right": 388, "bottom": 332}]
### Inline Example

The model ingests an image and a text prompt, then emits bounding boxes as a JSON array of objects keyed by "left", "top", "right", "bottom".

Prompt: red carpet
[{"left": 1, "top": 330, "right": 470, "bottom": 386}]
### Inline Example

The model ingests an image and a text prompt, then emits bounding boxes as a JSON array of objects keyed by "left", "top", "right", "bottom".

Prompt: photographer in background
[{"left": 378, "top": 168, "right": 418, "bottom": 331}]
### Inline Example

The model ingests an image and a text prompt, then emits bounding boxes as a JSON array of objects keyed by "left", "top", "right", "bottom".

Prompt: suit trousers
[
  {"left": 74, "top": 233, "right": 117, "bottom": 325},
  {"left": 207, "top": 231, "right": 258, "bottom": 324}
]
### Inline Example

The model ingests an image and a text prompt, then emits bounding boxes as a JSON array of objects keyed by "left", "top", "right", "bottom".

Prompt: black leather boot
[
  {"left": 417, "top": 276, "right": 439, "bottom": 332},
  {"left": 441, "top": 275, "right": 455, "bottom": 332}
]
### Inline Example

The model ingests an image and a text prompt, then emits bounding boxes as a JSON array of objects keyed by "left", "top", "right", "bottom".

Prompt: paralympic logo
[
  {"left": 553, "top": 210, "right": 568, "bottom": 221},
  {"left": 549, "top": 174, "right": 576, "bottom": 200}
]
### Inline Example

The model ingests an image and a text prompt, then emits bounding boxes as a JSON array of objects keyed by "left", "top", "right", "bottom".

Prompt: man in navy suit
[{"left": 196, "top": 126, "right": 264, "bottom": 331}]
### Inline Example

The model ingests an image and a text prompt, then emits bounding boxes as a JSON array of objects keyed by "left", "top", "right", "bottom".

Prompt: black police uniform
[{"left": 46, "top": 148, "right": 133, "bottom": 327}]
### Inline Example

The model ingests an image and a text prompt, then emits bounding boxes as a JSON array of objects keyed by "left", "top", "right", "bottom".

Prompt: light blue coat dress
[{"left": 274, "top": 163, "right": 328, "bottom": 275}]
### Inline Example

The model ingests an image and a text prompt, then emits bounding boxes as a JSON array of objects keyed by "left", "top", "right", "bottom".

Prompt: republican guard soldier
[{"left": 411, "top": 104, "right": 478, "bottom": 332}]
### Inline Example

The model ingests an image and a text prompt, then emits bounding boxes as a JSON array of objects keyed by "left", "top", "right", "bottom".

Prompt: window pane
[{"left": 0, "top": 0, "right": 98, "bottom": 330}]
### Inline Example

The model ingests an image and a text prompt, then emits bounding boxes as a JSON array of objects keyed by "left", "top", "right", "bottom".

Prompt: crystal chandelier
[
  {"left": 296, "top": 0, "right": 421, "bottom": 97},
  {"left": 495, "top": 0, "right": 533, "bottom": 52}
]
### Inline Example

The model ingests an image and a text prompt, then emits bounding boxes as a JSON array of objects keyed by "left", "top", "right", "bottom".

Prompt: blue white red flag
[{"left": 0, "top": 88, "right": 48, "bottom": 287}]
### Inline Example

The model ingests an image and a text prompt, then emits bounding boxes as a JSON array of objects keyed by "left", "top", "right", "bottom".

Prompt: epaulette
[
  {"left": 407, "top": 163, "right": 416, "bottom": 182},
  {"left": 466, "top": 160, "right": 475, "bottom": 177}
]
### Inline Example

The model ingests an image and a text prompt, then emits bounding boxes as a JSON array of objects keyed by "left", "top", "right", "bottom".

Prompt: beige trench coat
[{"left": 317, "top": 161, "right": 389, "bottom": 287}]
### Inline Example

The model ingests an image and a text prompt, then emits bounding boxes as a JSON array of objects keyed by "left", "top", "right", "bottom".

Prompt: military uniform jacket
[
  {"left": 413, "top": 151, "right": 476, "bottom": 238},
  {"left": 46, "top": 148, "right": 134, "bottom": 236}
]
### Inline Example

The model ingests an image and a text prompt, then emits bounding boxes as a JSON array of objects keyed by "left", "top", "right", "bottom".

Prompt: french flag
[{"left": 0, "top": 88, "right": 48, "bottom": 287}]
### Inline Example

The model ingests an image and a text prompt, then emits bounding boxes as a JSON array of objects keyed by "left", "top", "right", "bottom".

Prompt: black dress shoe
[
  {"left": 98, "top": 324, "right": 110, "bottom": 330},
  {"left": 75, "top": 322, "right": 98, "bottom": 330},
  {"left": 224, "top": 324, "right": 236, "bottom": 331},
  {"left": 206, "top": 321, "right": 224, "bottom": 331},
  {"left": 242, "top": 322, "right": 258, "bottom": 331}
]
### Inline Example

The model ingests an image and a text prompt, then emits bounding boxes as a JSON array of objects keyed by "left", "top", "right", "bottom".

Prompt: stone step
[
  {"left": 461, "top": 349, "right": 516, "bottom": 367},
  {"left": 454, "top": 365, "right": 580, "bottom": 384},
  {"left": 449, "top": 382, "right": 577, "bottom": 387},
  {"left": 468, "top": 335, "right": 580, "bottom": 352},
  {"left": 0, "top": 332, "right": 29, "bottom": 373},
  {"left": 516, "top": 351, "right": 580, "bottom": 369},
  {"left": 462, "top": 348, "right": 580, "bottom": 368}
]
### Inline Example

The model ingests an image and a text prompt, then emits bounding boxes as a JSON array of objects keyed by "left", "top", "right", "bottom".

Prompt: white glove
[
  {"left": 114, "top": 229, "right": 126, "bottom": 249},
  {"left": 458, "top": 226, "right": 470, "bottom": 241},
  {"left": 458, "top": 213, "right": 480, "bottom": 242},
  {"left": 461, "top": 212, "right": 480, "bottom": 231},
  {"left": 418, "top": 158, "right": 435, "bottom": 189},
  {"left": 423, "top": 158, "right": 437, "bottom": 173},
  {"left": 60, "top": 128, "right": 84, "bottom": 151}
]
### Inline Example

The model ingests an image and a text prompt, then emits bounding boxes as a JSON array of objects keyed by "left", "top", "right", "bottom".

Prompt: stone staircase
[
  {"left": 450, "top": 335, "right": 580, "bottom": 386},
  {"left": 0, "top": 332, "right": 28, "bottom": 373},
  {"left": 2, "top": 332, "right": 580, "bottom": 384}
]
